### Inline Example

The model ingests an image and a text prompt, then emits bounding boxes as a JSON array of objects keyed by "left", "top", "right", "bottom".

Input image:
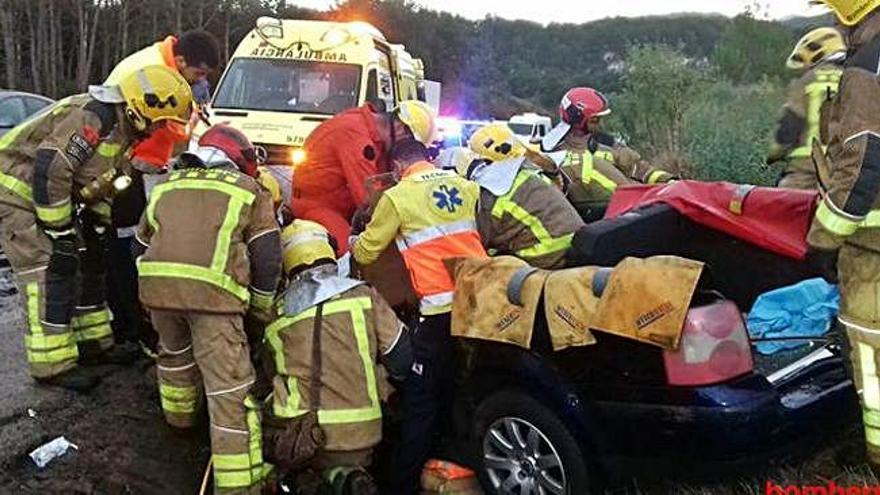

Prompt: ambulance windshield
[{"left": 213, "top": 58, "right": 361, "bottom": 115}]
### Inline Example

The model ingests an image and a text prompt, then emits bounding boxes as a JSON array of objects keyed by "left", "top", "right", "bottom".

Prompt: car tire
[{"left": 473, "top": 389, "right": 592, "bottom": 495}]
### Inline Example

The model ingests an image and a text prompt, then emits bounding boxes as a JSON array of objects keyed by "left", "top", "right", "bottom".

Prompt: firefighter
[
  {"left": 467, "top": 123, "right": 584, "bottom": 269},
  {"left": 292, "top": 100, "right": 438, "bottom": 255},
  {"left": 539, "top": 87, "right": 636, "bottom": 221},
  {"left": 351, "top": 139, "right": 487, "bottom": 494},
  {"left": 806, "top": 0, "right": 880, "bottom": 469},
  {"left": 0, "top": 65, "right": 191, "bottom": 390},
  {"left": 543, "top": 86, "right": 676, "bottom": 183},
  {"left": 264, "top": 220, "right": 412, "bottom": 494},
  {"left": 768, "top": 27, "right": 846, "bottom": 189},
  {"left": 133, "top": 125, "right": 281, "bottom": 494},
  {"left": 104, "top": 30, "right": 221, "bottom": 349}
]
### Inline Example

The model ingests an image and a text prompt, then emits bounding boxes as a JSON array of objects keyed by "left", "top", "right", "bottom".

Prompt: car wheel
[{"left": 473, "top": 390, "right": 591, "bottom": 495}]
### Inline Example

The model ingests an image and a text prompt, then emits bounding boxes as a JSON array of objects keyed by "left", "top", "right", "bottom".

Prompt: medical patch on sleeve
[
  {"left": 65, "top": 133, "right": 95, "bottom": 165},
  {"left": 363, "top": 145, "right": 376, "bottom": 161}
]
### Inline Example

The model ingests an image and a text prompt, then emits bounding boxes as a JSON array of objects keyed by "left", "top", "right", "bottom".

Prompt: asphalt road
[{"left": 0, "top": 285, "right": 210, "bottom": 494}]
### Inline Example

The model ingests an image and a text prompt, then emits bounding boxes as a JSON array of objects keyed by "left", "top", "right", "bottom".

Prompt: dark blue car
[{"left": 451, "top": 204, "right": 860, "bottom": 494}]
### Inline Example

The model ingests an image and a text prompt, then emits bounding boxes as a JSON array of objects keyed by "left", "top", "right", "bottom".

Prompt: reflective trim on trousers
[
  {"left": 212, "top": 396, "right": 268, "bottom": 489},
  {"left": 159, "top": 383, "right": 198, "bottom": 414}
]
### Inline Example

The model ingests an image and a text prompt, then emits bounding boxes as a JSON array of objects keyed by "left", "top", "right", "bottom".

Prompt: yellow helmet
[
  {"left": 469, "top": 123, "right": 527, "bottom": 162},
  {"left": 117, "top": 65, "right": 193, "bottom": 132},
  {"left": 436, "top": 147, "right": 480, "bottom": 177},
  {"left": 787, "top": 27, "right": 848, "bottom": 69},
  {"left": 256, "top": 167, "right": 282, "bottom": 208},
  {"left": 810, "top": 0, "right": 880, "bottom": 26},
  {"left": 395, "top": 100, "right": 438, "bottom": 145},
  {"left": 280, "top": 220, "right": 336, "bottom": 274}
]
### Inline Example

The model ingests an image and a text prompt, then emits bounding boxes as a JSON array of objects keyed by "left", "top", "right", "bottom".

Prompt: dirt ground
[{"left": 0, "top": 273, "right": 874, "bottom": 494}]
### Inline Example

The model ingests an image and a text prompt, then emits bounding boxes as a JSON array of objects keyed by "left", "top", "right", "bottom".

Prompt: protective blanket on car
[
  {"left": 746, "top": 278, "right": 839, "bottom": 355},
  {"left": 605, "top": 180, "right": 817, "bottom": 260},
  {"left": 593, "top": 256, "right": 704, "bottom": 349},
  {"left": 449, "top": 255, "right": 704, "bottom": 351}
]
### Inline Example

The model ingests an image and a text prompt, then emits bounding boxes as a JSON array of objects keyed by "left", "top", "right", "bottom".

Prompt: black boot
[
  {"left": 35, "top": 366, "right": 102, "bottom": 392},
  {"left": 79, "top": 341, "right": 142, "bottom": 366}
]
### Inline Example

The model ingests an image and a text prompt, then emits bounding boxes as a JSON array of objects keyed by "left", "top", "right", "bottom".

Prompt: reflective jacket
[
  {"left": 561, "top": 149, "right": 633, "bottom": 207},
  {"left": 352, "top": 162, "right": 487, "bottom": 315},
  {"left": 476, "top": 161, "right": 584, "bottom": 269},
  {"left": 135, "top": 166, "right": 282, "bottom": 316},
  {"left": 809, "top": 15, "right": 880, "bottom": 253},
  {"left": 0, "top": 94, "right": 132, "bottom": 228},
  {"left": 771, "top": 63, "right": 842, "bottom": 163},
  {"left": 265, "top": 279, "right": 406, "bottom": 452}
]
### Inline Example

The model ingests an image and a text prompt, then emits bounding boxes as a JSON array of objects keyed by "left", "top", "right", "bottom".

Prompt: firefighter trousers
[
  {"left": 151, "top": 309, "right": 270, "bottom": 494},
  {"left": 838, "top": 244, "right": 880, "bottom": 464},
  {"left": 0, "top": 206, "right": 113, "bottom": 379}
]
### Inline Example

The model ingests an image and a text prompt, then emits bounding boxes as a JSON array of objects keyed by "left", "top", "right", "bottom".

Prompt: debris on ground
[{"left": 29, "top": 436, "right": 78, "bottom": 468}]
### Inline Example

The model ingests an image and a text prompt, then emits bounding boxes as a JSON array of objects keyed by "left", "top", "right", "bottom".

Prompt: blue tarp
[{"left": 746, "top": 278, "right": 839, "bottom": 355}]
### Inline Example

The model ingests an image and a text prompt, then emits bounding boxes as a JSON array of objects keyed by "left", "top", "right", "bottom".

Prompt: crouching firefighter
[
  {"left": 263, "top": 219, "right": 412, "bottom": 495},
  {"left": 134, "top": 124, "right": 282, "bottom": 494},
  {"left": 0, "top": 65, "right": 191, "bottom": 390},
  {"left": 466, "top": 123, "right": 584, "bottom": 269}
]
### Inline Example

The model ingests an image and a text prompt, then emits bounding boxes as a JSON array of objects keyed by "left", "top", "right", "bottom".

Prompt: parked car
[
  {"left": 450, "top": 203, "right": 860, "bottom": 494},
  {"left": 0, "top": 91, "right": 54, "bottom": 136}
]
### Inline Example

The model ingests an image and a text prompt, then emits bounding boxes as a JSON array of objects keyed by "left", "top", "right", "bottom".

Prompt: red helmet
[
  {"left": 542, "top": 87, "right": 610, "bottom": 151},
  {"left": 197, "top": 124, "right": 259, "bottom": 177},
  {"left": 559, "top": 87, "right": 610, "bottom": 128}
]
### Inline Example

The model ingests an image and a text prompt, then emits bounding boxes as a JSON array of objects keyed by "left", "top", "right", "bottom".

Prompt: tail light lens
[{"left": 663, "top": 300, "right": 753, "bottom": 386}]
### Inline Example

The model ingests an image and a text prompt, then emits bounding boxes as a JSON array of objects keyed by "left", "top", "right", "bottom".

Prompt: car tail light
[{"left": 663, "top": 300, "right": 753, "bottom": 386}]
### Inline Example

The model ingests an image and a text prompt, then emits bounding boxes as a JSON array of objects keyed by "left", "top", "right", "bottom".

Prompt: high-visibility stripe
[
  {"left": 96, "top": 142, "right": 122, "bottom": 158},
  {"left": 420, "top": 291, "right": 454, "bottom": 312},
  {"left": 71, "top": 308, "right": 112, "bottom": 329},
  {"left": 137, "top": 261, "right": 250, "bottom": 301},
  {"left": 26, "top": 282, "right": 43, "bottom": 337},
  {"left": 140, "top": 176, "right": 253, "bottom": 302},
  {"left": 0, "top": 171, "right": 33, "bottom": 202},
  {"left": 211, "top": 197, "right": 245, "bottom": 272},
  {"left": 594, "top": 150, "right": 615, "bottom": 163},
  {"left": 789, "top": 69, "right": 840, "bottom": 160},
  {"left": 866, "top": 425, "right": 880, "bottom": 448},
  {"left": 570, "top": 151, "right": 617, "bottom": 192},
  {"left": 396, "top": 219, "right": 478, "bottom": 251},
  {"left": 35, "top": 201, "right": 73, "bottom": 225},
  {"left": 646, "top": 169, "right": 673, "bottom": 184},
  {"left": 250, "top": 290, "right": 274, "bottom": 312},
  {"left": 864, "top": 408, "right": 880, "bottom": 429},
  {"left": 27, "top": 346, "right": 79, "bottom": 364},
  {"left": 491, "top": 170, "right": 574, "bottom": 259},
  {"left": 815, "top": 199, "right": 861, "bottom": 236},
  {"left": 75, "top": 324, "right": 113, "bottom": 342},
  {"left": 212, "top": 397, "right": 268, "bottom": 489},
  {"left": 861, "top": 343, "right": 880, "bottom": 410},
  {"left": 266, "top": 296, "right": 381, "bottom": 424},
  {"left": 159, "top": 383, "right": 197, "bottom": 414},
  {"left": 25, "top": 332, "right": 76, "bottom": 351}
]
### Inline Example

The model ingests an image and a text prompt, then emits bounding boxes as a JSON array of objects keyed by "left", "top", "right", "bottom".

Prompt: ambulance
[{"left": 196, "top": 17, "right": 436, "bottom": 199}]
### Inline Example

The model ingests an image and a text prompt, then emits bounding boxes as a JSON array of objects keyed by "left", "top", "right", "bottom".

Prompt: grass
[{"left": 605, "top": 430, "right": 878, "bottom": 494}]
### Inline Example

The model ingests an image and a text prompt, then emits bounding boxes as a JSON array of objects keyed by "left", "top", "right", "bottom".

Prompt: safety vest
[
  {"left": 384, "top": 162, "right": 486, "bottom": 314},
  {"left": 491, "top": 169, "right": 576, "bottom": 262},
  {"left": 790, "top": 68, "right": 841, "bottom": 159},
  {"left": 564, "top": 150, "right": 619, "bottom": 193}
]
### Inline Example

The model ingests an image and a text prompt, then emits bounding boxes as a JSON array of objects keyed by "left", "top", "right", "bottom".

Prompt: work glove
[{"left": 805, "top": 247, "right": 839, "bottom": 284}]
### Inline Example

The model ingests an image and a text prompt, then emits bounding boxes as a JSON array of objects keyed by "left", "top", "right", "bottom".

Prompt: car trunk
[{"left": 561, "top": 203, "right": 832, "bottom": 386}]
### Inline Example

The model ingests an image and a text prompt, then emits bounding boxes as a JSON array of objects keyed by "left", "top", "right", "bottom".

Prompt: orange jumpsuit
[{"left": 291, "top": 104, "right": 388, "bottom": 254}]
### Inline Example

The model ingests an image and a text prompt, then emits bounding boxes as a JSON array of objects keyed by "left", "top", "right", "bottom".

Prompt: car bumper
[{"left": 588, "top": 346, "right": 859, "bottom": 475}]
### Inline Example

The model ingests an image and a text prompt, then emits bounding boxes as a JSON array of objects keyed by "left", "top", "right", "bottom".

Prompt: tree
[{"left": 713, "top": 13, "right": 794, "bottom": 86}]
